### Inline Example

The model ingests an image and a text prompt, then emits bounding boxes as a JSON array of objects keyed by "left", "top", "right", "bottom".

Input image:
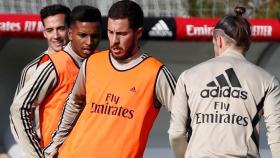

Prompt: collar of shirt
[
  {"left": 219, "top": 48, "right": 246, "bottom": 61},
  {"left": 42, "top": 50, "right": 48, "bottom": 55},
  {"left": 64, "top": 42, "right": 85, "bottom": 68},
  {"left": 109, "top": 49, "right": 147, "bottom": 71}
]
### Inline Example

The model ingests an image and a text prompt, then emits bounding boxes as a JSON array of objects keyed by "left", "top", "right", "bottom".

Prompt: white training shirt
[
  {"left": 10, "top": 43, "right": 84, "bottom": 158},
  {"left": 169, "top": 49, "right": 280, "bottom": 158}
]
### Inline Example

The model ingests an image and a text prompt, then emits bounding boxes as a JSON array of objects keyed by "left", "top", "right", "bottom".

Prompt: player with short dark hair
[
  {"left": 43, "top": 1, "right": 176, "bottom": 158},
  {"left": 8, "top": 4, "right": 71, "bottom": 158},
  {"left": 10, "top": 5, "right": 102, "bottom": 158},
  {"left": 13, "top": 4, "right": 71, "bottom": 98}
]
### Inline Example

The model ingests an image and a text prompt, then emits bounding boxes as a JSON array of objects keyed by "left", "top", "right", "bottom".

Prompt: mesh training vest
[
  {"left": 39, "top": 51, "right": 79, "bottom": 148},
  {"left": 58, "top": 50, "right": 162, "bottom": 158}
]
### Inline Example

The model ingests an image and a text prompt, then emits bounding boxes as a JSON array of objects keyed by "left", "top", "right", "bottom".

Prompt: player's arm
[
  {"left": 155, "top": 65, "right": 176, "bottom": 111},
  {"left": 10, "top": 60, "right": 57, "bottom": 158},
  {"left": 43, "top": 60, "right": 87, "bottom": 157},
  {"left": 263, "top": 76, "right": 280, "bottom": 158},
  {"left": 10, "top": 54, "right": 46, "bottom": 144},
  {"left": 168, "top": 72, "right": 189, "bottom": 158}
]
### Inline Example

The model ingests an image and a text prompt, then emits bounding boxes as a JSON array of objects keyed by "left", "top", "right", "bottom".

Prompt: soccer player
[
  {"left": 8, "top": 4, "right": 70, "bottom": 158},
  {"left": 13, "top": 4, "right": 70, "bottom": 97},
  {"left": 10, "top": 5, "right": 102, "bottom": 158},
  {"left": 44, "top": 0, "right": 176, "bottom": 158},
  {"left": 169, "top": 6, "right": 280, "bottom": 158}
]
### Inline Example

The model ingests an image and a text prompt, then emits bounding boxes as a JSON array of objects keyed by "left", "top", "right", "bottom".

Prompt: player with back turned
[{"left": 169, "top": 6, "right": 280, "bottom": 158}]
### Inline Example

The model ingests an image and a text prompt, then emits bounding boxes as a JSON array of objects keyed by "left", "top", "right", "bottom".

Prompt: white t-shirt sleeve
[
  {"left": 263, "top": 76, "right": 280, "bottom": 157},
  {"left": 168, "top": 72, "right": 189, "bottom": 158},
  {"left": 10, "top": 60, "right": 57, "bottom": 158},
  {"left": 155, "top": 66, "right": 176, "bottom": 111}
]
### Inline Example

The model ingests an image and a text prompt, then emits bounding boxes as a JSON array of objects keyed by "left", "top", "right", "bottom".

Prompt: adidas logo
[
  {"left": 129, "top": 87, "right": 136, "bottom": 93},
  {"left": 148, "top": 20, "right": 173, "bottom": 37},
  {"left": 200, "top": 68, "right": 248, "bottom": 100}
]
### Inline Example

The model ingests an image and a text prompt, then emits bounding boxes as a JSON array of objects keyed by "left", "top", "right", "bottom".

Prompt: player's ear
[
  {"left": 135, "top": 27, "right": 144, "bottom": 39},
  {"left": 68, "top": 28, "right": 73, "bottom": 41},
  {"left": 43, "top": 30, "right": 47, "bottom": 38},
  {"left": 217, "top": 36, "right": 223, "bottom": 48}
]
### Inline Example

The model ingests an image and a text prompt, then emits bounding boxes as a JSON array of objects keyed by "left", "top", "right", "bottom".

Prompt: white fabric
[{"left": 169, "top": 49, "right": 280, "bottom": 158}]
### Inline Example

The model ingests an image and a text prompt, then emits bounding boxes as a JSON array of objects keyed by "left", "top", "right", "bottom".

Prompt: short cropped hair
[
  {"left": 108, "top": 0, "right": 143, "bottom": 30},
  {"left": 70, "top": 5, "right": 102, "bottom": 25},
  {"left": 40, "top": 4, "right": 71, "bottom": 27}
]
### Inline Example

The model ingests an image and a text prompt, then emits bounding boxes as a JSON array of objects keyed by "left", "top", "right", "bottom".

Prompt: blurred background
[{"left": 1, "top": 0, "right": 280, "bottom": 157}]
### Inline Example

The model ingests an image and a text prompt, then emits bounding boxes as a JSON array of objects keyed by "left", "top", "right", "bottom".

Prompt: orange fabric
[
  {"left": 39, "top": 54, "right": 50, "bottom": 65},
  {"left": 39, "top": 51, "right": 79, "bottom": 148},
  {"left": 58, "top": 50, "right": 162, "bottom": 158}
]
